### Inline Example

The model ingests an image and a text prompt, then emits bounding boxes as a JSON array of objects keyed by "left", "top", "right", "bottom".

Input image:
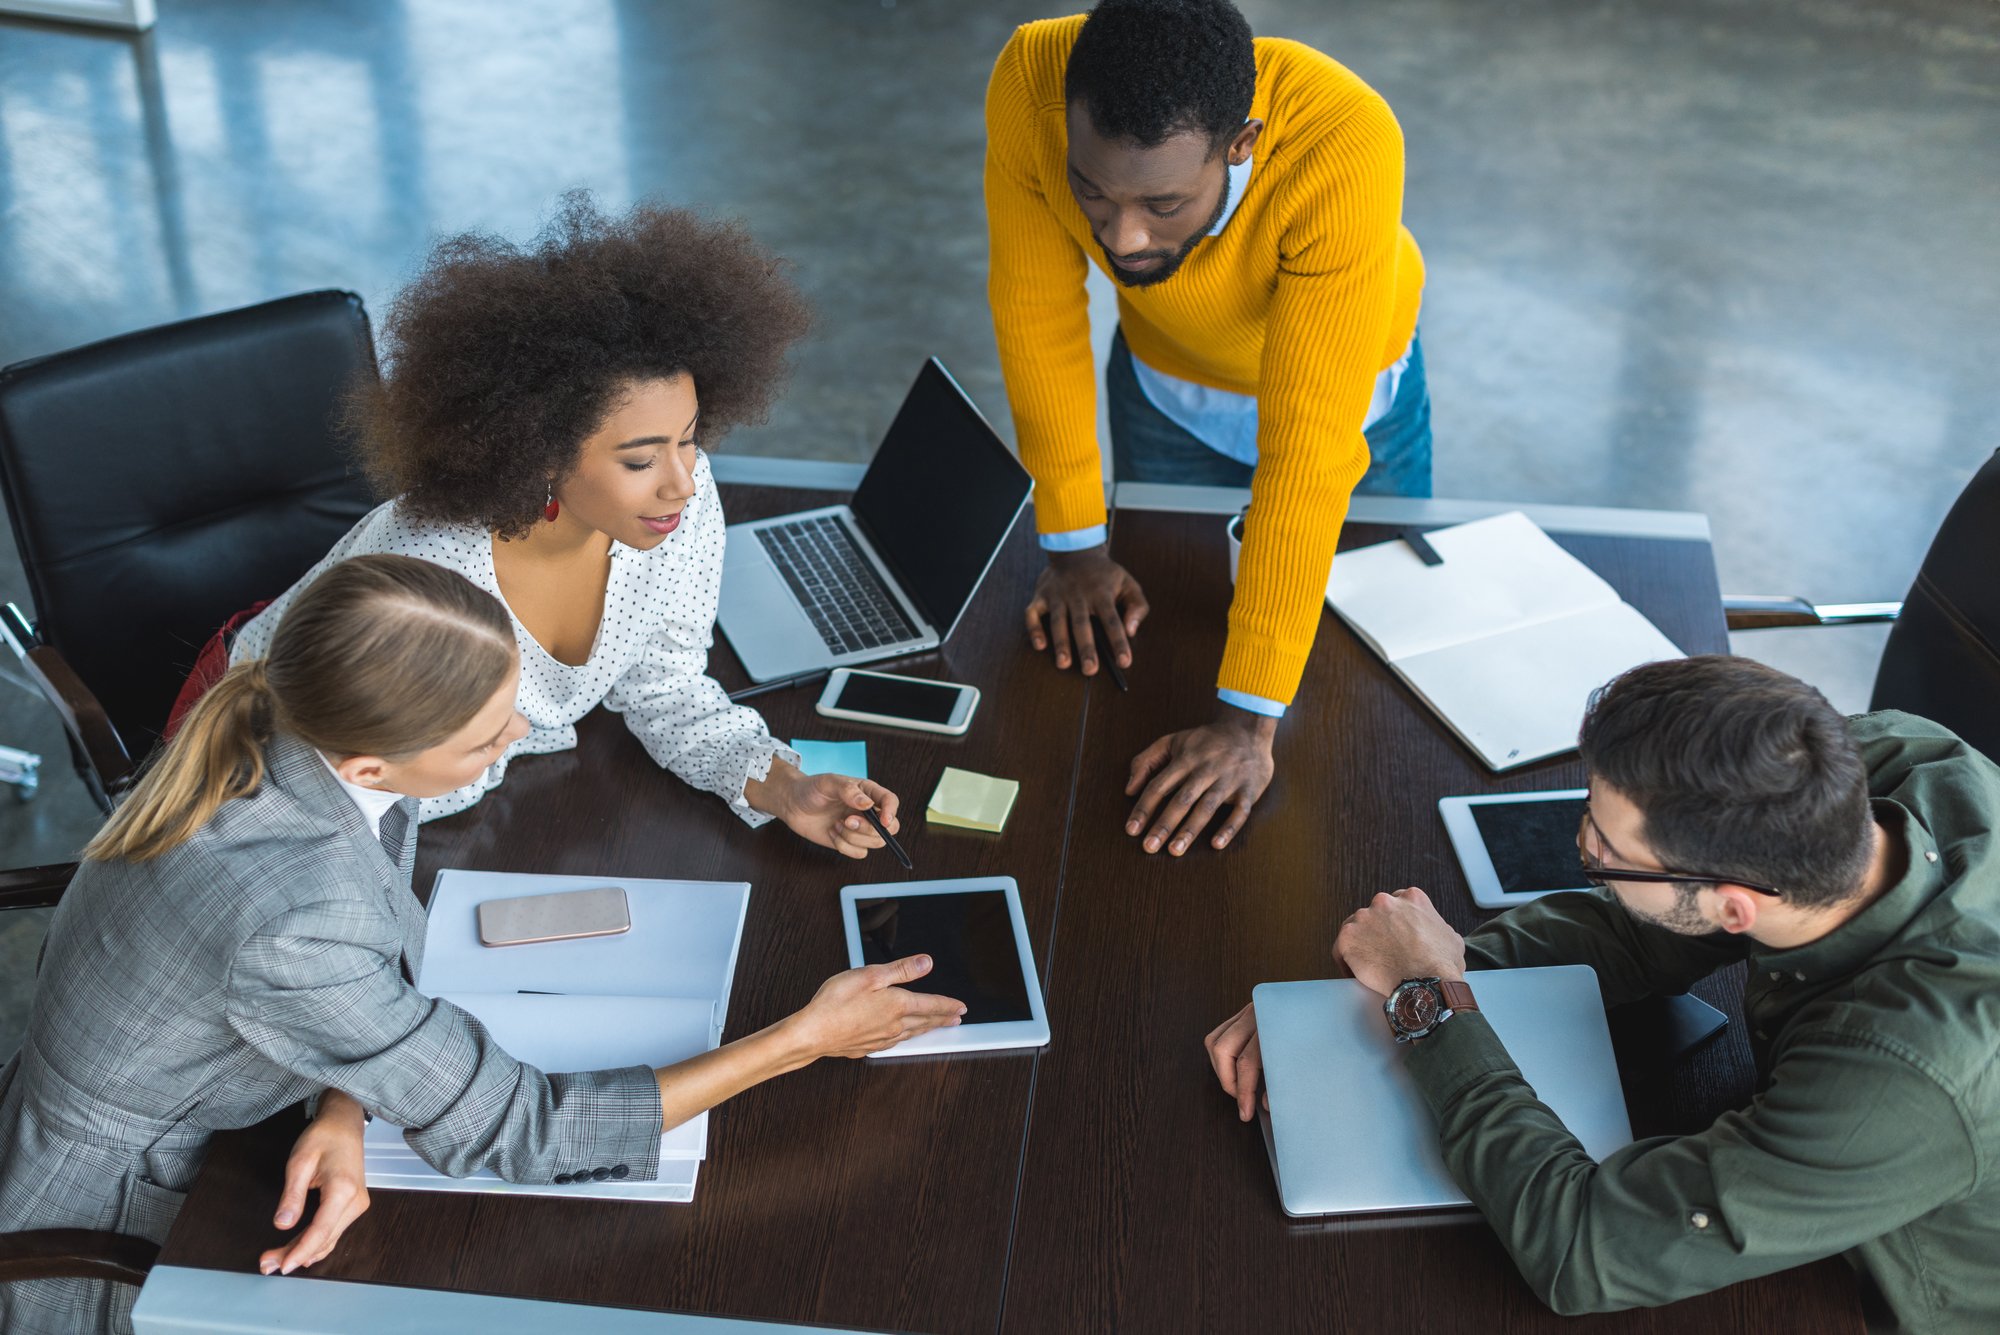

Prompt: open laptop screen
[{"left": 850, "top": 359, "right": 1031, "bottom": 637}]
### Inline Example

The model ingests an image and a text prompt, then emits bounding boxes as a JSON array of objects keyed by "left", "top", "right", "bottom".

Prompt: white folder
[{"left": 363, "top": 871, "right": 751, "bottom": 1204}]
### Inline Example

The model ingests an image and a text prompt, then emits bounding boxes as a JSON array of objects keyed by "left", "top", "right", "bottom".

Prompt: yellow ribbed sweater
[{"left": 985, "top": 15, "right": 1425, "bottom": 705}]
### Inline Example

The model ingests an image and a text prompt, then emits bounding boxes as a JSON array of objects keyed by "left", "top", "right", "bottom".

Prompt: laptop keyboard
[{"left": 757, "top": 515, "right": 919, "bottom": 655}]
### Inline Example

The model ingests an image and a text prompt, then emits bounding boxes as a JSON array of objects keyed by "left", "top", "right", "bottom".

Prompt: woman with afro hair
[{"left": 223, "top": 194, "right": 903, "bottom": 857}]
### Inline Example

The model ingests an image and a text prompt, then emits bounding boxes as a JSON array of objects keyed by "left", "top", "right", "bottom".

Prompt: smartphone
[
  {"left": 1609, "top": 991, "right": 1730, "bottom": 1061},
  {"left": 477, "top": 886, "right": 632, "bottom": 948},
  {"left": 815, "top": 668, "right": 979, "bottom": 735}
]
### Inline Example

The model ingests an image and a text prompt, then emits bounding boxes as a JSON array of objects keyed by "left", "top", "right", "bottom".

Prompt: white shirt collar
[
  {"left": 1209, "top": 155, "right": 1253, "bottom": 238},
  {"left": 318, "top": 752, "right": 406, "bottom": 840}
]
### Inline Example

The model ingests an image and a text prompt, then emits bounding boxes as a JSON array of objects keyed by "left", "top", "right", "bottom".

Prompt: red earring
[{"left": 543, "top": 489, "right": 560, "bottom": 523}]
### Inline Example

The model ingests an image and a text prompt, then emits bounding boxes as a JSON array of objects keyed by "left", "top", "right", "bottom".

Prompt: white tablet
[
  {"left": 839, "top": 876, "right": 1050, "bottom": 1057},
  {"left": 1438, "top": 789, "right": 1591, "bottom": 909}
]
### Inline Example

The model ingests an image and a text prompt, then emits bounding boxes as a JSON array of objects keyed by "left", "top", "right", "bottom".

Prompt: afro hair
[{"left": 354, "top": 192, "right": 813, "bottom": 537}]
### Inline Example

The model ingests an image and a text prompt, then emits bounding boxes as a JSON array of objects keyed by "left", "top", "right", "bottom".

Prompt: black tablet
[{"left": 839, "top": 876, "right": 1050, "bottom": 1056}]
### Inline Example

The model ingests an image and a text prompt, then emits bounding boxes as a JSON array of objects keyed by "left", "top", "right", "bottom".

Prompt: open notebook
[
  {"left": 363, "top": 870, "right": 751, "bottom": 1203},
  {"left": 1325, "top": 511, "right": 1684, "bottom": 770}
]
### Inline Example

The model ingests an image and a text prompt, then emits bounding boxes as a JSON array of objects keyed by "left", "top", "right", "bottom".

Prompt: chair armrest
[
  {"left": 0, "top": 605, "right": 134, "bottom": 797},
  {"left": 1723, "top": 596, "right": 1902, "bottom": 631},
  {"left": 0, "top": 1228, "right": 158, "bottom": 1287},
  {"left": 0, "top": 861, "right": 78, "bottom": 912}
]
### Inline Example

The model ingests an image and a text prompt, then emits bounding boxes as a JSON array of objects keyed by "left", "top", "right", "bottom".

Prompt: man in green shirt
[{"left": 1206, "top": 656, "right": 1999, "bottom": 1334}]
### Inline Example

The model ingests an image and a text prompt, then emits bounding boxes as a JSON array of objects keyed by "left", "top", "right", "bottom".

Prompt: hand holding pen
[
  {"left": 1090, "top": 614, "right": 1129, "bottom": 693},
  {"left": 754, "top": 763, "right": 907, "bottom": 862}
]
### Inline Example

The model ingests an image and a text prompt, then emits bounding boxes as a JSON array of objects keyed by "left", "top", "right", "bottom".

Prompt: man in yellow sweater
[{"left": 987, "top": 0, "right": 1427, "bottom": 856}]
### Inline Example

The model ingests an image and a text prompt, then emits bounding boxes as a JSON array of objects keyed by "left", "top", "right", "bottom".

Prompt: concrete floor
[{"left": 0, "top": 0, "right": 1994, "bottom": 1055}]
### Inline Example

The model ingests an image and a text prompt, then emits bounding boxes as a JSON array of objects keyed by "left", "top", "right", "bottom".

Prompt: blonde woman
[
  {"left": 203, "top": 195, "right": 893, "bottom": 854},
  {"left": 0, "top": 556, "right": 962, "bottom": 1335}
]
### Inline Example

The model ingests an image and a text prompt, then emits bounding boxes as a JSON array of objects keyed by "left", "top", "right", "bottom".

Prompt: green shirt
[{"left": 1404, "top": 712, "right": 2000, "bottom": 1333}]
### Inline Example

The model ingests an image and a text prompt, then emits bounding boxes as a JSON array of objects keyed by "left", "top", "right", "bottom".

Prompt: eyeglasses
[{"left": 1577, "top": 809, "right": 1783, "bottom": 898}]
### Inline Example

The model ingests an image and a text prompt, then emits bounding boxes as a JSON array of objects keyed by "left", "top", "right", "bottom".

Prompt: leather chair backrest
[
  {"left": 1871, "top": 449, "right": 2000, "bottom": 761},
  {"left": 0, "top": 291, "right": 378, "bottom": 758}
]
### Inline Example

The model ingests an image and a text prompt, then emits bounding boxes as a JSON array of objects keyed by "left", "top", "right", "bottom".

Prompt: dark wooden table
[
  {"left": 159, "top": 487, "right": 1864, "bottom": 1333},
  {"left": 998, "top": 508, "right": 1862, "bottom": 1334}
]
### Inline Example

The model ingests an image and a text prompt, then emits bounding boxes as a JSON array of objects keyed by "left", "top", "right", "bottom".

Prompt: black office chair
[
  {"left": 0, "top": 292, "right": 380, "bottom": 1289},
  {"left": 1725, "top": 448, "right": 2000, "bottom": 760},
  {"left": 0, "top": 290, "right": 379, "bottom": 811}
]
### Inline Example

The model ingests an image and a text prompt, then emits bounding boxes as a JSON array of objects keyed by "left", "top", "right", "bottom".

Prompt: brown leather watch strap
[{"left": 1438, "top": 979, "right": 1479, "bottom": 1013}]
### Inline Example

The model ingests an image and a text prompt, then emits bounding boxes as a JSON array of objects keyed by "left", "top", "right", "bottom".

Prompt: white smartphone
[
  {"left": 477, "top": 885, "right": 632, "bottom": 948},
  {"left": 815, "top": 668, "right": 979, "bottom": 735}
]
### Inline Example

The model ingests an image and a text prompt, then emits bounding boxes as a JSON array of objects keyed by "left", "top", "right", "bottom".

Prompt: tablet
[
  {"left": 839, "top": 876, "right": 1050, "bottom": 1057},
  {"left": 1439, "top": 789, "right": 1591, "bottom": 909}
]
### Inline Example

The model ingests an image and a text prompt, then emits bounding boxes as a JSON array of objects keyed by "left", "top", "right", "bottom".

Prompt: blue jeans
[{"left": 1106, "top": 326, "right": 1433, "bottom": 496}]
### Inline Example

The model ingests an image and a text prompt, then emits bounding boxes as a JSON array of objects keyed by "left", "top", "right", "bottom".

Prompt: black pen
[
  {"left": 1091, "top": 614, "right": 1130, "bottom": 693},
  {"left": 728, "top": 668, "right": 831, "bottom": 703},
  {"left": 861, "top": 805, "right": 913, "bottom": 869}
]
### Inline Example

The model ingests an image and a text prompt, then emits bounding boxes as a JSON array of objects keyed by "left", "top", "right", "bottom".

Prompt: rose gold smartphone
[{"left": 476, "top": 886, "right": 631, "bottom": 948}]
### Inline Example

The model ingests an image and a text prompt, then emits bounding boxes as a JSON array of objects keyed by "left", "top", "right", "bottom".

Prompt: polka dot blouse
[{"left": 230, "top": 451, "right": 797, "bottom": 825}]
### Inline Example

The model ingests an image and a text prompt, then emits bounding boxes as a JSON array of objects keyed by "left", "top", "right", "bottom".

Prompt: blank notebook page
[
  {"left": 1325, "top": 511, "right": 1620, "bottom": 661},
  {"left": 1397, "top": 603, "right": 1685, "bottom": 768}
]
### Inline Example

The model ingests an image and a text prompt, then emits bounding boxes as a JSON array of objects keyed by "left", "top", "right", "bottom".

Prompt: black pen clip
[{"left": 1399, "top": 527, "right": 1444, "bottom": 566}]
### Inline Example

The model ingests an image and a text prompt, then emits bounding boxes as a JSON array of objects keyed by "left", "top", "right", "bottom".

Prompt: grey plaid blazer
[{"left": 0, "top": 732, "right": 664, "bottom": 1334}]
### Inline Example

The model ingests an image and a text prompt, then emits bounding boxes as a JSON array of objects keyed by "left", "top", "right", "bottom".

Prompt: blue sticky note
[{"left": 791, "top": 739, "right": 867, "bottom": 779}]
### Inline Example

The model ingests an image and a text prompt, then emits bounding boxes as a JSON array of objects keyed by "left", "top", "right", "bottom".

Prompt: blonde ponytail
[
  {"left": 84, "top": 660, "right": 275, "bottom": 862},
  {"left": 84, "top": 554, "right": 515, "bottom": 863}
]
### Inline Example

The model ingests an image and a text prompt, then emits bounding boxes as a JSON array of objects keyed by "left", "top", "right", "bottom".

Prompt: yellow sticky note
[{"left": 926, "top": 766, "right": 1019, "bottom": 834}]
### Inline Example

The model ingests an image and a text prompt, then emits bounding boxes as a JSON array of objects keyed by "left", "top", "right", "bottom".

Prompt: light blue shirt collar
[{"left": 1210, "top": 156, "right": 1253, "bottom": 237}]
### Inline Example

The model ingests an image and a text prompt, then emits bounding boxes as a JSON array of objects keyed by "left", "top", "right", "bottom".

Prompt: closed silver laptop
[
  {"left": 1253, "top": 966, "right": 1633, "bottom": 1217},
  {"left": 718, "top": 359, "right": 1032, "bottom": 682}
]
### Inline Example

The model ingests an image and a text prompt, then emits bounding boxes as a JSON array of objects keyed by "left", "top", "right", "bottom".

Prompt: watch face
[{"left": 1392, "top": 983, "right": 1440, "bottom": 1034}]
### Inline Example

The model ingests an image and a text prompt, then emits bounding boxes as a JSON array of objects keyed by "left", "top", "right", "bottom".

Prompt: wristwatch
[{"left": 1384, "top": 977, "right": 1478, "bottom": 1043}]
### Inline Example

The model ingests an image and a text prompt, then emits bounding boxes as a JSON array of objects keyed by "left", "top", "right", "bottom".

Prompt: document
[
  {"left": 1325, "top": 512, "right": 1684, "bottom": 770},
  {"left": 364, "top": 871, "right": 751, "bottom": 1203},
  {"left": 927, "top": 767, "right": 1019, "bottom": 833}
]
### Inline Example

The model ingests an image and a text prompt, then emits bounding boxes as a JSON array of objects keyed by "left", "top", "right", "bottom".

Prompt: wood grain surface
[
  {"left": 996, "top": 511, "right": 1860, "bottom": 1334},
  {"left": 163, "top": 485, "right": 1080, "bottom": 1334},
  {"left": 159, "top": 494, "right": 1862, "bottom": 1333}
]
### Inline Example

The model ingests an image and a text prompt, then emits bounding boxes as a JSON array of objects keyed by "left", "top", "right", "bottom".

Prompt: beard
[
  {"left": 1618, "top": 882, "right": 1714, "bottom": 936},
  {"left": 1100, "top": 165, "right": 1234, "bottom": 289}
]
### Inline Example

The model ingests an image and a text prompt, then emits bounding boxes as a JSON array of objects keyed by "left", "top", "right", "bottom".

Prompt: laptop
[
  {"left": 1253, "top": 966, "right": 1633, "bottom": 1217},
  {"left": 717, "top": 359, "right": 1033, "bottom": 682}
]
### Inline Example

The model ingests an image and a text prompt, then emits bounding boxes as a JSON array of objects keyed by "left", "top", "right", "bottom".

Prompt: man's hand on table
[
  {"left": 1125, "top": 705, "right": 1276, "bottom": 854},
  {"left": 260, "top": 1089, "right": 370, "bottom": 1277},
  {"left": 1024, "top": 545, "right": 1150, "bottom": 677},
  {"left": 1334, "top": 886, "right": 1467, "bottom": 996},
  {"left": 1203, "top": 1002, "right": 1268, "bottom": 1122},
  {"left": 1207, "top": 888, "right": 1465, "bottom": 1120}
]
